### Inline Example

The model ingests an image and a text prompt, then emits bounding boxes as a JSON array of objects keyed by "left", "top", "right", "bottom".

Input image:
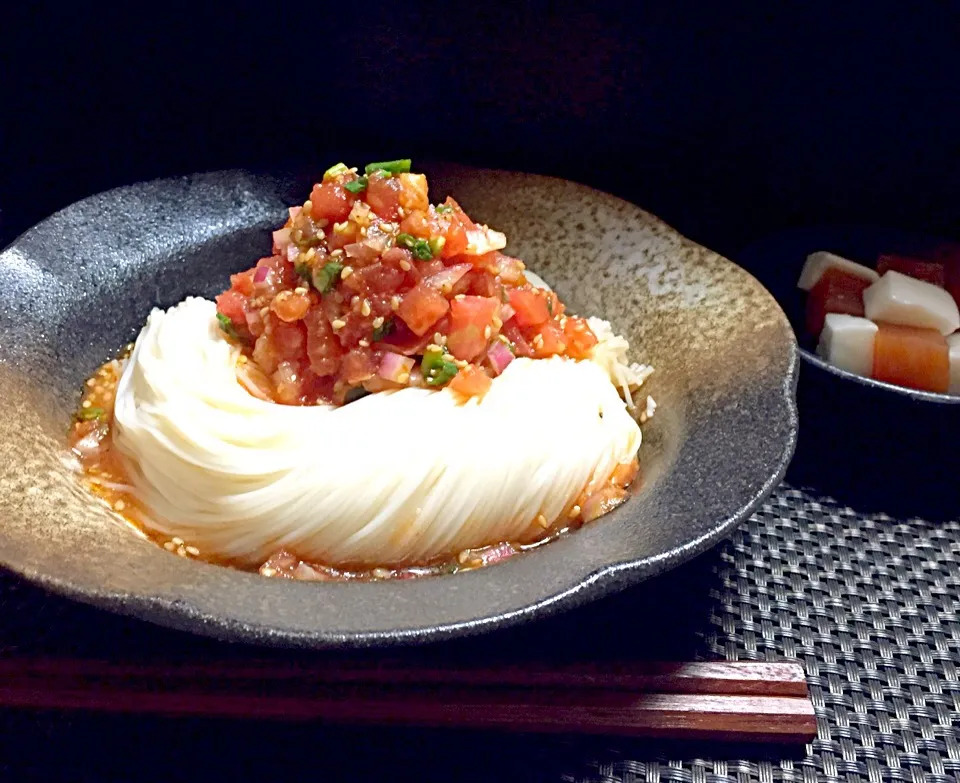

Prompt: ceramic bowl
[{"left": 0, "top": 164, "right": 798, "bottom": 647}]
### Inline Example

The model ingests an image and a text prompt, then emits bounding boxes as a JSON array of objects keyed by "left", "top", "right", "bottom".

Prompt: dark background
[{"left": 3, "top": 3, "right": 959, "bottom": 258}]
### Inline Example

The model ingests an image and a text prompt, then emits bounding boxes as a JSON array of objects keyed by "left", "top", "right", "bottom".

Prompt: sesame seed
[
  {"left": 399, "top": 260, "right": 412, "bottom": 271},
  {"left": 397, "top": 207, "right": 407, "bottom": 218},
  {"left": 372, "top": 316, "right": 384, "bottom": 328},
  {"left": 359, "top": 339, "right": 370, "bottom": 347},
  {"left": 172, "top": 536, "right": 184, "bottom": 546},
  {"left": 177, "top": 545, "right": 187, "bottom": 557},
  {"left": 261, "top": 567, "right": 276, "bottom": 577},
  {"left": 533, "top": 335, "right": 544, "bottom": 348},
  {"left": 185, "top": 545, "right": 200, "bottom": 556},
  {"left": 454, "top": 294, "right": 465, "bottom": 300},
  {"left": 568, "top": 504, "right": 581, "bottom": 519},
  {"left": 536, "top": 514, "right": 549, "bottom": 529},
  {"left": 433, "top": 332, "right": 444, "bottom": 344},
  {"left": 81, "top": 400, "right": 92, "bottom": 409},
  {"left": 498, "top": 335, "right": 510, "bottom": 344},
  {"left": 483, "top": 326, "right": 492, "bottom": 339},
  {"left": 361, "top": 300, "right": 371, "bottom": 316},
  {"left": 341, "top": 265, "right": 354, "bottom": 279},
  {"left": 391, "top": 296, "right": 401, "bottom": 311},
  {"left": 303, "top": 200, "right": 313, "bottom": 213},
  {"left": 454, "top": 359, "right": 468, "bottom": 368},
  {"left": 426, "top": 343, "right": 441, "bottom": 353},
  {"left": 294, "top": 286, "right": 308, "bottom": 295},
  {"left": 331, "top": 319, "right": 346, "bottom": 330},
  {"left": 442, "top": 353, "right": 455, "bottom": 363},
  {"left": 304, "top": 247, "right": 317, "bottom": 262},
  {"left": 457, "top": 550, "right": 471, "bottom": 565},
  {"left": 492, "top": 317, "right": 502, "bottom": 329},
  {"left": 86, "top": 379, "right": 95, "bottom": 388},
  {"left": 330, "top": 249, "right": 344, "bottom": 258},
  {"left": 113, "top": 500, "right": 126, "bottom": 512},
  {"left": 163, "top": 541, "right": 175, "bottom": 551}
]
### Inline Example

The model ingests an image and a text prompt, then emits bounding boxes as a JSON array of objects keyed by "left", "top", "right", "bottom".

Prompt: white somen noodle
[{"left": 113, "top": 297, "right": 645, "bottom": 567}]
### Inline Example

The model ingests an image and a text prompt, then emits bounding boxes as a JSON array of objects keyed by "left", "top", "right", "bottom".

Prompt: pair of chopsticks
[{"left": 0, "top": 658, "right": 815, "bottom": 743}]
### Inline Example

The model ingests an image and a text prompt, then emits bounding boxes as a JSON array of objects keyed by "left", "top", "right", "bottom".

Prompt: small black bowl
[{"left": 738, "top": 224, "right": 960, "bottom": 517}]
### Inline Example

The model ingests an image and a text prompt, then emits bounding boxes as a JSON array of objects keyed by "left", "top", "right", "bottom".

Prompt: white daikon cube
[
  {"left": 816, "top": 314, "right": 878, "bottom": 377},
  {"left": 948, "top": 334, "right": 960, "bottom": 394},
  {"left": 797, "top": 251, "right": 879, "bottom": 291},
  {"left": 863, "top": 270, "right": 960, "bottom": 336}
]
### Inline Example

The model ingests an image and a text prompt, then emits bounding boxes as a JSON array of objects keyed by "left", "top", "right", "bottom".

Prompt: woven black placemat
[{"left": 0, "top": 483, "right": 958, "bottom": 782}]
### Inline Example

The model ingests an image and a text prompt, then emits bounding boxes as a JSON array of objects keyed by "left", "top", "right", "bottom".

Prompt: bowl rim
[{"left": 0, "top": 164, "right": 800, "bottom": 647}]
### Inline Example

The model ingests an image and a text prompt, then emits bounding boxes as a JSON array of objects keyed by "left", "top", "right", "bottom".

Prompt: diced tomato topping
[
  {"left": 873, "top": 322, "right": 949, "bottom": 393},
  {"left": 563, "top": 317, "right": 598, "bottom": 359},
  {"left": 365, "top": 172, "right": 403, "bottom": 221},
  {"left": 303, "top": 309, "right": 342, "bottom": 376},
  {"left": 805, "top": 267, "right": 872, "bottom": 336},
  {"left": 877, "top": 254, "right": 945, "bottom": 287},
  {"left": 509, "top": 287, "right": 551, "bottom": 327},
  {"left": 309, "top": 182, "right": 354, "bottom": 223},
  {"left": 230, "top": 270, "right": 255, "bottom": 296},
  {"left": 531, "top": 320, "right": 565, "bottom": 357},
  {"left": 397, "top": 282, "right": 450, "bottom": 336},
  {"left": 216, "top": 290, "right": 248, "bottom": 326},
  {"left": 213, "top": 162, "right": 607, "bottom": 406},
  {"left": 341, "top": 348, "right": 377, "bottom": 385},
  {"left": 447, "top": 296, "right": 500, "bottom": 361},
  {"left": 448, "top": 364, "right": 492, "bottom": 399}
]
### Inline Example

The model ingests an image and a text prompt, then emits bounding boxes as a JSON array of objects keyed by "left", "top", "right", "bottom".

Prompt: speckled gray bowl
[{"left": 0, "top": 164, "right": 798, "bottom": 647}]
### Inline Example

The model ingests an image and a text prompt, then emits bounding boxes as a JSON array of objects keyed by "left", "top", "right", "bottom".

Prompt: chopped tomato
[
  {"left": 271, "top": 290, "right": 311, "bottom": 322},
  {"left": 230, "top": 270, "right": 255, "bottom": 296},
  {"left": 309, "top": 182, "right": 354, "bottom": 223},
  {"left": 365, "top": 172, "right": 403, "bottom": 221},
  {"left": 873, "top": 321, "right": 949, "bottom": 393},
  {"left": 446, "top": 296, "right": 500, "bottom": 361},
  {"left": 448, "top": 364, "right": 492, "bottom": 399},
  {"left": 397, "top": 282, "right": 450, "bottom": 336},
  {"left": 531, "top": 321, "right": 565, "bottom": 357},
  {"left": 341, "top": 348, "right": 377, "bottom": 385},
  {"left": 397, "top": 173, "right": 429, "bottom": 212},
  {"left": 877, "top": 254, "right": 945, "bottom": 287},
  {"left": 805, "top": 267, "right": 871, "bottom": 336},
  {"left": 563, "top": 317, "right": 598, "bottom": 359},
  {"left": 303, "top": 310, "right": 342, "bottom": 376},
  {"left": 508, "top": 287, "right": 551, "bottom": 328},
  {"left": 216, "top": 290, "right": 247, "bottom": 326}
]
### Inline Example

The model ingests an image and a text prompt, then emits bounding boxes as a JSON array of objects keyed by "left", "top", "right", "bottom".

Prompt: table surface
[{"left": 0, "top": 481, "right": 957, "bottom": 782}]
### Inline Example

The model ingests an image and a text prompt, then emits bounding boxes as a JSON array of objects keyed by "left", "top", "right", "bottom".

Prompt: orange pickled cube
[
  {"left": 876, "top": 254, "right": 946, "bottom": 287},
  {"left": 872, "top": 321, "right": 949, "bottom": 393},
  {"left": 805, "top": 267, "right": 871, "bottom": 337}
]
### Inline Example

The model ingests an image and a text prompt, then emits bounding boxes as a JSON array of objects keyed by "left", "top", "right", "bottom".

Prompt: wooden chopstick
[{"left": 0, "top": 658, "right": 816, "bottom": 743}]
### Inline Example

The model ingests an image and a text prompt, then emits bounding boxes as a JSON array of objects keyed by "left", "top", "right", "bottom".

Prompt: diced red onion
[
  {"left": 286, "top": 243, "right": 299, "bottom": 263},
  {"left": 479, "top": 542, "right": 518, "bottom": 566},
  {"left": 424, "top": 263, "right": 472, "bottom": 292},
  {"left": 378, "top": 352, "right": 415, "bottom": 383},
  {"left": 345, "top": 242, "right": 381, "bottom": 264},
  {"left": 288, "top": 206, "right": 302, "bottom": 221},
  {"left": 254, "top": 266, "right": 270, "bottom": 283},
  {"left": 500, "top": 303, "right": 516, "bottom": 321},
  {"left": 487, "top": 341, "right": 515, "bottom": 375},
  {"left": 272, "top": 227, "right": 292, "bottom": 253}
]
